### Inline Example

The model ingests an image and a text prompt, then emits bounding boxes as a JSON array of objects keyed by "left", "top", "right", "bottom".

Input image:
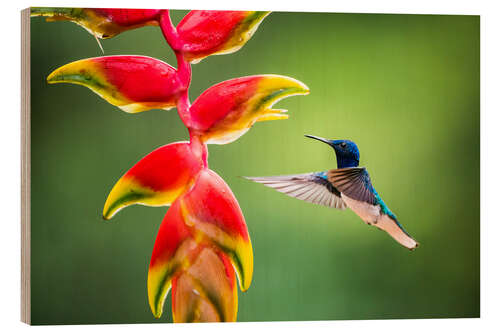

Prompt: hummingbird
[{"left": 245, "top": 135, "right": 419, "bottom": 250}]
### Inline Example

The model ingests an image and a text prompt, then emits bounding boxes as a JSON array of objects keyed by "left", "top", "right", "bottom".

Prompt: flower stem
[
  {"left": 158, "top": 11, "right": 193, "bottom": 132},
  {"left": 158, "top": 10, "right": 181, "bottom": 51}
]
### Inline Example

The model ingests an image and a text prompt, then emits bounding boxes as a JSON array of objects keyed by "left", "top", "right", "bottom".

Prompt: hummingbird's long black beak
[{"left": 304, "top": 134, "right": 333, "bottom": 147}]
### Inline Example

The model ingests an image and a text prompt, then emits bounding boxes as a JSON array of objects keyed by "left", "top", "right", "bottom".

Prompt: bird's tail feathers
[{"left": 375, "top": 214, "right": 419, "bottom": 250}]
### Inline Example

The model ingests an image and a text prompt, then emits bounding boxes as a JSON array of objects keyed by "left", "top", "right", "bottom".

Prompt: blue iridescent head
[{"left": 305, "top": 134, "right": 360, "bottom": 168}]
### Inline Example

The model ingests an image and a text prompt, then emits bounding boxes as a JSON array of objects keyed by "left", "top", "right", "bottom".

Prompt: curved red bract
[
  {"left": 182, "top": 169, "right": 250, "bottom": 241},
  {"left": 149, "top": 200, "right": 192, "bottom": 269},
  {"left": 179, "top": 169, "right": 253, "bottom": 292},
  {"left": 30, "top": 7, "right": 161, "bottom": 40},
  {"left": 177, "top": 11, "right": 247, "bottom": 53},
  {"left": 173, "top": 10, "right": 270, "bottom": 63},
  {"left": 47, "top": 56, "right": 185, "bottom": 113},
  {"left": 188, "top": 75, "right": 309, "bottom": 144},
  {"left": 91, "top": 56, "right": 183, "bottom": 105},
  {"left": 124, "top": 141, "right": 204, "bottom": 191},
  {"left": 148, "top": 168, "right": 252, "bottom": 320},
  {"left": 102, "top": 140, "right": 206, "bottom": 220},
  {"left": 93, "top": 8, "right": 162, "bottom": 26},
  {"left": 189, "top": 76, "right": 260, "bottom": 132}
]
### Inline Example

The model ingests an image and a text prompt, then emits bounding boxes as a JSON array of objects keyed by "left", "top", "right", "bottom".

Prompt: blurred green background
[{"left": 29, "top": 10, "right": 479, "bottom": 325}]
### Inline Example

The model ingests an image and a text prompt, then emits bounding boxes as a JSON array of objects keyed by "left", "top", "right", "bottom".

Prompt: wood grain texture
[{"left": 21, "top": 7, "right": 31, "bottom": 325}]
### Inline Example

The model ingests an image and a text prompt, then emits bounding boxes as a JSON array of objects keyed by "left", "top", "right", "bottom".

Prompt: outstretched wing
[{"left": 244, "top": 172, "right": 346, "bottom": 209}]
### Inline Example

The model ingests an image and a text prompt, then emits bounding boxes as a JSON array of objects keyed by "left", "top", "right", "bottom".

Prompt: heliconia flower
[
  {"left": 47, "top": 56, "right": 185, "bottom": 114},
  {"left": 188, "top": 75, "right": 310, "bottom": 144},
  {"left": 148, "top": 168, "right": 252, "bottom": 319},
  {"left": 103, "top": 140, "right": 207, "bottom": 220},
  {"left": 171, "top": 247, "right": 237, "bottom": 322},
  {"left": 30, "top": 7, "right": 161, "bottom": 39},
  {"left": 172, "top": 11, "right": 270, "bottom": 63},
  {"left": 35, "top": 7, "right": 310, "bottom": 324}
]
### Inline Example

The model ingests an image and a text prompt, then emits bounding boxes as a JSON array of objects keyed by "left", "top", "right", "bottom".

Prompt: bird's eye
[{"left": 340, "top": 142, "right": 347, "bottom": 148}]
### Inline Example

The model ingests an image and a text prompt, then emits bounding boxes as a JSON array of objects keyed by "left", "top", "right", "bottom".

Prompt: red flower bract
[
  {"left": 179, "top": 169, "right": 253, "bottom": 292},
  {"left": 174, "top": 11, "right": 270, "bottom": 63},
  {"left": 189, "top": 75, "right": 309, "bottom": 144},
  {"left": 31, "top": 7, "right": 161, "bottom": 39},
  {"left": 103, "top": 140, "right": 206, "bottom": 220},
  {"left": 148, "top": 168, "right": 251, "bottom": 320},
  {"left": 47, "top": 56, "right": 185, "bottom": 114},
  {"left": 92, "top": 8, "right": 161, "bottom": 27}
]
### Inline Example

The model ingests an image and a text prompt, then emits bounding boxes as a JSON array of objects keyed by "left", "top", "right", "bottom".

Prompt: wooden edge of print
[{"left": 21, "top": 7, "right": 31, "bottom": 325}]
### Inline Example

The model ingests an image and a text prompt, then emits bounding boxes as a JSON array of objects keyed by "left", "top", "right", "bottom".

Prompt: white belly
[{"left": 341, "top": 193, "right": 381, "bottom": 224}]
